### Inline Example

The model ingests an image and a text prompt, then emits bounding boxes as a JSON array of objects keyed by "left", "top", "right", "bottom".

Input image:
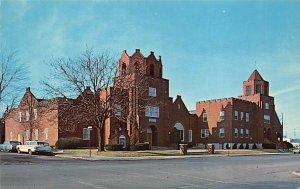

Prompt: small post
[{"left": 88, "top": 126, "right": 93, "bottom": 158}]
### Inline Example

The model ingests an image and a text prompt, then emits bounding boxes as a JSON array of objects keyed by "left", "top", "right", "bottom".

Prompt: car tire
[
  {"left": 17, "top": 148, "right": 21, "bottom": 154},
  {"left": 28, "top": 150, "right": 32, "bottom": 155}
]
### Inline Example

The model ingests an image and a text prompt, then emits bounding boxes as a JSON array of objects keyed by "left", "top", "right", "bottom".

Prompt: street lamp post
[{"left": 88, "top": 126, "right": 93, "bottom": 158}]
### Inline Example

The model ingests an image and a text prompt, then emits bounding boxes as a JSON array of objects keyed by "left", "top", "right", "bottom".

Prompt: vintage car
[
  {"left": 293, "top": 147, "right": 300, "bottom": 154},
  {"left": 0, "top": 141, "right": 22, "bottom": 152},
  {"left": 16, "top": 141, "right": 53, "bottom": 155}
]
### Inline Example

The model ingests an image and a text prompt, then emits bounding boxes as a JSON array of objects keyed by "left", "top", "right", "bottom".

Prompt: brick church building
[{"left": 4, "top": 49, "right": 283, "bottom": 149}]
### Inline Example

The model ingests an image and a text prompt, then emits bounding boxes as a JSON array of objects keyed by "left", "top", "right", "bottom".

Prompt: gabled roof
[{"left": 248, "top": 69, "right": 264, "bottom": 81}]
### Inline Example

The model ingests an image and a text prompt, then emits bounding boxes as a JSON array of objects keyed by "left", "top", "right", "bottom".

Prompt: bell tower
[{"left": 243, "top": 69, "right": 269, "bottom": 97}]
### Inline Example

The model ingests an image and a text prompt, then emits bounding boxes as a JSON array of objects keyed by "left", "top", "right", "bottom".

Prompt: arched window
[
  {"left": 122, "top": 63, "right": 126, "bottom": 75},
  {"left": 150, "top": 64, "right": 154, "bottom": 76}
]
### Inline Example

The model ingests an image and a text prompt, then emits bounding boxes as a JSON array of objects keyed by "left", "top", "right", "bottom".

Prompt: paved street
[{"left": 0, "top": 152, "right": 299, "bottom": 189}]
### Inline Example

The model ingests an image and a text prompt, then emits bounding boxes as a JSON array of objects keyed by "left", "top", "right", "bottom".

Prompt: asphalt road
[{"left": 0, "top": 152, "right": 299, "bottom": 189}]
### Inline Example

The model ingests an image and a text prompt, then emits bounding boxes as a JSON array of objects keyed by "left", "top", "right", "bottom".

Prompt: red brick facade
[{"left": 4, "top": 50, "right": 283, "bottom": 150}]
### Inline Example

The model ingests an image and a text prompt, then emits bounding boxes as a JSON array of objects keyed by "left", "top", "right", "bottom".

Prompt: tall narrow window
[
  {"left": 34, "top": 109, "right": 37, "bottom": 120},
  {"left": 188, "top": 130, "right": 193, "bottom": 142},
  {"left": 234, "top": 111, "right": 238, "bottom": 120},
  {"left": 219, "top": 128, "right": 225, "bottom": 138},
  {"left": 26, "top": 130, "right": 30, "bottom": 140},
  {"left": 114, "top": 104, "right": 121, "bottom": 117},
  {"left": 234, "top": 128, "right": 238, "bottom": 138},
  {"left": 265, "top": 103, "right": 269, "bottom": 110},
  {"left": 44, "top": 128, "right": 48, "bottom": 140},
  {"left": 245, "top": 129, "right": 249, "bottom": 138},
  {"left": 256, "top": 84, "right": 261, "bottom": 94},
  {"left": 26, "top": 111, "right": 30, "bottom": 121},
  {"left": 246, "top": 86, "right": 252, "bottom": 96},
  {"left": 150, "top": 64, "right": 154, "bottom": 76},
  {"left": 245, "top": 113, "right": 250, "bottom": 122},
  {"left": 203, "top": 112, "right": 207, "bottom": 122},
  {"left": 220, "top": 111, "right": 225, "bottom": 121},
  {"left": 240, "top": 129, "right": 244, "bottom": 138},
  {"left": 134, "top": 62, "right": 139, "bottom": 73},
  {"left": 10, "top": 132, "right": 13, "bottom": 141},
  {"left": 264, "top": 115, "right": 271, "bottom": 124},
  {"left": 240, "top": 112, "right": 244, "bottom": 120},
  {"left": 201, "top": 129, "right": 209, "bottom": 138},
  {"left": 35, "top": 129, "right": 39, "bottom": 141},
  {"left": 19, "top": 112, "right": 22, "bottom": 122}
]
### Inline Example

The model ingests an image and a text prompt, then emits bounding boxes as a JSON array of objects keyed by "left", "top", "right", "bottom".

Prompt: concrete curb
[
  {"left": 292, "top": 171, "right": 300, "bottom": 177},
  {"left": 55, "top": 152, "right": 292, "bottom": 161}
]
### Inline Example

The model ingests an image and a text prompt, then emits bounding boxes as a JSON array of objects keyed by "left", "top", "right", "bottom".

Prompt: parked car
[
  {"left": 17, "top": 141, "right": 53, "bottom": 155},
  {"left": 293, "top": 147, "right": 300, "bottom": 154},
  {"left": 0, "top": 141, "right": 22, "bottom": 152}
]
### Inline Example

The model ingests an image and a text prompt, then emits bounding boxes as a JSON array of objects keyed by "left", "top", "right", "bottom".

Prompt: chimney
[
  {"left": 135, "top": 49, "right": 140, "bottom": 52},
  {"left": 26, "top": 87, "right": 31, "bottom": 92},
  {"left": 158, "top": 56, "right": 161, "bottom": 61},
  {"left": 150, "top": 51, "right": 154, "bottom": 55},
  {"left": 123, "top": 50, "right": 127, "bottom": 53},
  {"left": 86, "top": 86, "right": 91, "bottom": 91}
]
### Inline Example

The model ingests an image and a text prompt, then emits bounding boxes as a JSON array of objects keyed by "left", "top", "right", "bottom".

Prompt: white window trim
[
  {"left": 145, "top": 106, "right": 159, "bottom": 118},
  {"left": 240, "top": 112, "right": 244, "bottom": 120},
  {"left": 234, "top": 128, "right": 238, "bottom": 138},
  {"left": 26, "top": 111, "right": 30, "bottom": 121},
  {"left": 245, "top": 129, "right": 249, "bottom": 138},
  {"left": 19, "top": 112, "right": 22, "bottom": 122},
  {"left": 201, "top": 129, "right": 209, "bottom": 138},
  {"left": 35, "top": 129, "right": 39, "bottom": 141},
  {"left": 240, "top": 129, "right": 244, "bottom": 138},
  {"left": 234, "top": 111, "right": 238, "bottom": 120},
  {"left": 148, "top": 87, "right": 157, "bottom": 97},
  {"left": 203, "top": 112, "right": 207, "bottom": 122},
  {"left": 34, "top": 109, "right": 38, "bottom": 120},
  {"left": 245, "top": 113, "right": 250, "bottom": 122},
  {"left": 220, "top": 111, "right": 225, "bottom": 121},
  {"left": 188, "top": 130, "right": 192, "bottom": 142},
  {"left": 219, "top": 128, "right": 225, "bottom": 138},
  {"left": 264, "top": 115, "right": 271, "bottom": 124}
]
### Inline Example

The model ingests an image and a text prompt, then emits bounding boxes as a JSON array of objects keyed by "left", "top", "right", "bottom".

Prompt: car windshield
[
  {"left": 37, "top": 142, "right": 49, "bottom": 146},
  {"left": 11, "top": 141, "right": 21, "bottom": 145}
]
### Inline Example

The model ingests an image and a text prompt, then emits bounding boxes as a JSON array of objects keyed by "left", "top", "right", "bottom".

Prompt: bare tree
[
  {"left": 0, "top": 49, "right": 28, "bottom": 114},
  {"left": 43, "top": 48, "right": 126, "bottom": 151}
]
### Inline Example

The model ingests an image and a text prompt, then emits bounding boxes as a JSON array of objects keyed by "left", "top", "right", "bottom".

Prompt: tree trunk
[{"left": 97, "top": 126, "right": 105, "bottom": 152}]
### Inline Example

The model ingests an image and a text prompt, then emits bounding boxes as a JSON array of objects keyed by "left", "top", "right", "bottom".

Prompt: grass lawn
[{"left": 61, "top": 148, "right": 279, "bottom": 157}]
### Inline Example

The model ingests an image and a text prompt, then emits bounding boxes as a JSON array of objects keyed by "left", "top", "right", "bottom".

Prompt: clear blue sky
[{"left": 1, "top": 0, "right": 300, "bottom": 138}]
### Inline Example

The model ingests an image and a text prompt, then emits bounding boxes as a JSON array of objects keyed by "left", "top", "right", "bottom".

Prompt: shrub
[
  {"left": 232, "top": 144, "right": 237, "bottom": 149},
  {"left": 245, "top": 144, "right": 249, "bottom": 149},
  {"left": 252, "top": 143, "right": 257, "bottom": 149},
  {"left": 262, "top": 143, "right": 276, "bottom": 149},
  {"left": 55, "top": 137, "right": 82, "bottom": 149},
  {"left": 130, "top": 143, "right": 150, "bottom": 151},
  {"left": 105, "top": 144, "right": 124, "bottom": 151},
  {"left": 239, "top": 144, "right": 244, "bottom": 149}
]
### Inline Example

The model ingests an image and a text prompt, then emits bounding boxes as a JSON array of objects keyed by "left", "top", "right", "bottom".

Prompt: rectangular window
[
  {"left": 246, "top": 86, "right": 252, "bottom": 96},
  {"left": 10, "top": 132, "right": 13, "bottom": 141},
  {"left": 188, "top": 130, "right": 193, "bottom": 142},
  {"left": 148, "top": 87, "right": 157, "bottom": 97},
  {"left": 240, "top": 129, "right": 244, "bottom": 138},
  {"left": 240, "top": 112, "right": 244, "bottom": 120},
  {"left": 265, "top": 103, "right": 269, "bottom": 110},
  {"left": 246, "top": 113, "right": 250, "bottom": 122},
  {"left": 145, "top": 106, "right": 159, "bottom": 118},
  {"left": 245, "top": 129, "right": 249, "bottom": 138},
  {"left": 234, "top": 111, "right": 238, "bottom": 120},
  {"left": 219, "top": 128, "right": 225, "bottom": 138},
  {"left": 26, "top": 130, "right": 30, "bottom": 140},
  {"left": 256, "top": 84, "right": 262, "bottom": 94},
  {"left": 203, "top": 112, "right": 207, "bottom": 122},
  {"left": 234, "top": 128, "right": 238, "bottom": 138},
  {"left": 220, "top": 111, "right": 225, "bottom": 121},
  {"left": 26, "top": 111, "right": 30, "bottom": 121},
  {"left": 201, "top": 129, "right": 209, "bottom": 138},
  {"left": 19, "top": 112, "right": 22, "bottom": 122},
  {"left": 114, "top": 104, "right": 121, "bottom": 117},
  {"left": 34, "top": 109, "right": 38, "bottom": 120},
  {"left": 35, "top": 129, "right": 39, "bottom": 141},
  {"left": 264, "top": 115, "right": 270, "bottom": 124}
]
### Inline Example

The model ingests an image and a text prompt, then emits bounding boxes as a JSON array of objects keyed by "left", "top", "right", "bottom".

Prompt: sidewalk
[{"left": 54, "top": 151, "right": 292, "bottom": 161}]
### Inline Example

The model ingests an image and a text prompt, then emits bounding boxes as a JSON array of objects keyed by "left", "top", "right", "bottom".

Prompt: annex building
[{"left": 4, "top": 49, "right": 283, "bottom": 149}]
